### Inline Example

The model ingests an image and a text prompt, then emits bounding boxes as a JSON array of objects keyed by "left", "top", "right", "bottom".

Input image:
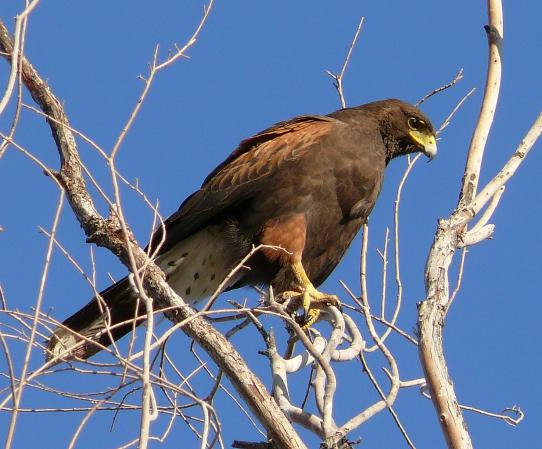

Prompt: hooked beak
[{"left": 409, "top": 130, "right": 437, "bottom": 161}]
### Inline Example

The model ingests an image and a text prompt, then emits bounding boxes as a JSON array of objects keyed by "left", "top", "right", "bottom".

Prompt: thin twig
[
  {"left": 359, "top": 352, "right": 417, "bottom": 449},
  {"left": 4, "top": 189, "right": 64, "bottom": 449},
  {"left": 326, "top": 16, "right": 365, "bottom": 108},
  {"left": 416, "top": 69, "right": 464, "bottom": 106},
  {"left": 0, "top": 0, "right": 40, "bottom": 116}
]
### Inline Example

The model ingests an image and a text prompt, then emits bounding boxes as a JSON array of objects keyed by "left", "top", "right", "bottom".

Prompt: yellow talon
[
  {"left": 278, "top": 261, "right": 341, "bottom": 328},
  {"left": 302, "top": 308, "right": 321, "bottom": 328},
  {"left": 302, "top": 289, "right": 311, "bottom": 316}
]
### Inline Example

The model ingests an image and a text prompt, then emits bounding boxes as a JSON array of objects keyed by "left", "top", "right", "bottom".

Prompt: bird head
[
  {"left": 375, "top": 99, "right": 437, "bottom": 162},
  {"left": 404, "top": 113, "right": 437, "bottom": 160}
]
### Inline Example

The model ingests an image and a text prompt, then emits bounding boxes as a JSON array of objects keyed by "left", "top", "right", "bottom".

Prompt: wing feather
[{"left": 149, "top": 115, "right": 340, "bottom": 254}]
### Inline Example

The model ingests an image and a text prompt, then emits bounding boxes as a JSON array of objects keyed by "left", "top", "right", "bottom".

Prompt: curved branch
[
  {"left": 459, "top": 3, "right": 503, "bottom": 206},
  {"left": 469, "top": 112, "right": 542, "bottom": 217},
  {"left": 416, "top": 3, "right": 539, "bottom": 449}
]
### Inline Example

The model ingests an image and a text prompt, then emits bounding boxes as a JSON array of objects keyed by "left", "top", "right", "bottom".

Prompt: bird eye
[{"left": 408, "top": 117, "right": 420, "bottom": 130}]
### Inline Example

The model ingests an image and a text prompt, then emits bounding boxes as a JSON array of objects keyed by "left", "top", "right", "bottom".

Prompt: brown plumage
[{"left": 47, "top": 99, "right": 436, "bottom": 360}]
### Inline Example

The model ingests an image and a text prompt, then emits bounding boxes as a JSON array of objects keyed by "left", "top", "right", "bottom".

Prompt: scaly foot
[{"left": 279, "top": 285, "right": 340, "bottom": 327}]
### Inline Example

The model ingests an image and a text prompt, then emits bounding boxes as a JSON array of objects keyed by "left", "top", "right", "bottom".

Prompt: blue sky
[{"left": 0, "top": 1, "right": 541, "bottom": 448}]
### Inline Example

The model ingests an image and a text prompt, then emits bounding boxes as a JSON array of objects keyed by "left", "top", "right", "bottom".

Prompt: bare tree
[{"left": 0, "top": 1, "right": 539, "bottom": 449}]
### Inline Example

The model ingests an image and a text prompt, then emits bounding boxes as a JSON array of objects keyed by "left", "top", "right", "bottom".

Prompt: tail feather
[
  {"left": 46, "top": 224, "right": 243, "bottom": 361},
  {"left": 46, "top": 277, "right": 141, "bottom": 360}
]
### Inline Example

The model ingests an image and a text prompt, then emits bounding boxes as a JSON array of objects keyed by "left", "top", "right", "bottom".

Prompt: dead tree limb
[
  {"left": 0, "top": 18, "right": 307, "bottom": 449},
  {"left": 418, "top": 2, "right": 541, "bottom": 449}
]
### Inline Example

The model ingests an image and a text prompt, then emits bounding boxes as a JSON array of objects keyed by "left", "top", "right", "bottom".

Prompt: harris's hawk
[{"left": 47, "top": 99, "right": 436, "bottom": 360}]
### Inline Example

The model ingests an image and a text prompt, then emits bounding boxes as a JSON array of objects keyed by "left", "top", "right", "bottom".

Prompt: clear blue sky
[{"left": 0, "top": 1, "right": 541, "bottom": 448}]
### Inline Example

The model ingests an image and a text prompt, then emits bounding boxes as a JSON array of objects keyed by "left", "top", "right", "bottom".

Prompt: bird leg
[{"left": 280, "top": 261, "right": 340, "bottom": 327}]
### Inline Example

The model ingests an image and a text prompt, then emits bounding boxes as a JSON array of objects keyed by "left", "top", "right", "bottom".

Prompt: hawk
[{"left": 47, "top": 99, "right": 436, "bottom": 360}]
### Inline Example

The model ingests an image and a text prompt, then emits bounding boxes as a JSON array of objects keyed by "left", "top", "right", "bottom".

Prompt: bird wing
[{"left": 149, "top": 114, "right": 341, "bottom": 254}]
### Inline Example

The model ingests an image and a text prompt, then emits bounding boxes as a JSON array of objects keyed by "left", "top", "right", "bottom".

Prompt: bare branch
[
  {"left": 459, "top": 6, "right": 504, "bottom": 206},
  {"left": 4, "top": 189, "right": 64, "bottom": 449},
  {"left": 0, "top": 0, "right": 40, "bottom": 115},
  {"left": 360, "top": 352, "right": 417, "bottom": 449},
  {"left": 420, "top": 387, "right": 524, "bottom": 427},
  {"left": 332, "top": 224, "right": 400, "bottom": 444},
  {"left": 340, "top": 287, "right": 418, "bottom": 345},
  {"left": 446, "top": 248, "right": 467, "bottom": 316},
  {"left": 469, "top": 186, "right": 504, "bottom": 233},
  {"left": 458, "top": 224, "right": 494, "bottom": 247},
  {"left": 437, "top": 88, "right": 476, "bottom": 135},
  {"left": 415, "top": 3, "right": 538, "bottom": 449},
  {"left": 0, "top": 16, "right": 307, "bottom": 449},
  {"left": 416, "top": 69, "right": 464, "bottom": 106},
  {"left": 469, "top": 112, "right": 542, "bottom": 219},
  {"left": 326, "top": 16, "right": 365, "bottom": 108}
]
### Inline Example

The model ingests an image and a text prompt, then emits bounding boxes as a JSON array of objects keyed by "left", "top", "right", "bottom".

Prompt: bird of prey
[{"left": 47, "top": 99, "right": 437, "bottom": 360}]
